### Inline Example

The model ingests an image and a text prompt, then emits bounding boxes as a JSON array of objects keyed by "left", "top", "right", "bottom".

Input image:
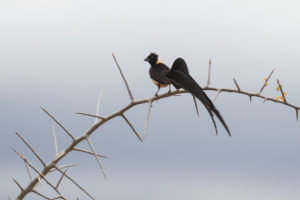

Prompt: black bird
[
  {"left": 167, "top": 58, "right": 231, "bottom": 136},
  {"left": 144, "top": 53, "right": 180, "bottom": 96}
]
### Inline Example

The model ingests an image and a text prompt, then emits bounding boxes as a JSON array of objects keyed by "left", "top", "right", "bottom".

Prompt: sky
[{"left": 1, "top": 0, "right": 300, "bottom": 199}]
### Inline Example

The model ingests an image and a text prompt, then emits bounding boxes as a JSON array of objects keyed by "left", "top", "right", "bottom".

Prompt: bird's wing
[
  {"left": 150, "top": 64, "right": 171, "bottom": 85},
  {"left": 171, "top": 58, "right": 189, "bottom": 75},
  {"left": 167, "top": 70, "right": 231, "bottom": 136}
]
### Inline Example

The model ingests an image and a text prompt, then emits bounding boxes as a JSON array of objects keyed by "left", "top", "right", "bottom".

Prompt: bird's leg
[
  {"left": 168, "top": 84, "right": 172, "bottom": 95},
  {"left": 155, "top": 85, "right": 160, "bottom": 97}
]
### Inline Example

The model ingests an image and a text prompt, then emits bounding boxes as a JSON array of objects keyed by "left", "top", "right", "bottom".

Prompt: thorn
[{"left": 233, "top": 78, "right": 241, "bottom": 92}]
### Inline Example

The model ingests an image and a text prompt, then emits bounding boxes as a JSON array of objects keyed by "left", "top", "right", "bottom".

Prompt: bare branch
[
  {"left": 277, "top": 79, "right": 287, "bottom": 104},
  {"left": 55, "top": 166, "right": 96, "bottom": 200},
  {"left": 12, "top": 148, "right": 65, "bottom": 198},
  {"left": 94, "top": 90, "right": 103, "bottom": 124},
  {"left": 41, "top": 107, "right": 75, "bottom": 140},
  {"left": 213, "top": 89, "right": 222, "bottom": 102},
  {"left": 143, "top": 100, "right": 153, "bottom": 140},
  {"left": 112, "top": 53, "right": 134, "bottom": 101},
  {"left": 15, "top": 132, "right": 46, "bottom": 167},
  {"left": 207, "top": 58, "right": 212, "bottom": 86},
  {"left": 52, "top": 197, "right": 65, "bottom": 200},
  {"left": 73, "top": 147, "right": 107, "bottom": 158},
  {"left": 259, "top": 69, "right": 275, "bottom": 94},
  {"left": 76, "top": 112, "right": 105, "bottom": 120},
  {"left": 51, "top": 124, "right": 59, "bottom": 156},
  {"left": 192, "top": 96, "right": 199, "bottom": 117},
  {"left": 13, "top": 178, "right": 23, "bottom": 191},
  {"left": 121, "top": 114, "right": 143, "bottom": 142},
  {"left": 15, "top": 80, "right": 300, "bottom": 199},
  {"left": 31, "top": 190, "right": 52, "bottom": 200},
  {"left": 86, "top": 136, "right": 107, "bottom": 179},
  {"left": 56, "top": 169, "right": 68, "bottom": 189},
  {"left": 24, "top": 162, "right": 32, "bottom": 180},
  {"left": 233, "top": 78, "right": 241, "bottom": 92},
  {"left": 49, "top": 164, "right": 78, "bottom": 172}
]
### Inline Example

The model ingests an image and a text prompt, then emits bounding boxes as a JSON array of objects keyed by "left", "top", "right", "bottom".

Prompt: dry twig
[
  {"left": 94, "top": 91, "right": 103, "bottom": 124},
  {"left": 15, "top": 132, "right": 46, "bottom": 167},
  {"left": 112, "top": 53, "right": 134, "bottom": 101},
  {"left": 51, "top": 124, "right": 59, "bottom": 156},
  {"left": 13, "top": 179, "right": 23, "bottom": 191},
  {"left": 259, "top": 69, "right": 275, "bottom": 93},
  {"left": 86, "top": 136, "right": 107, "bottom": 179},
  {"left": 207, "top": 58, "right": 212, "bottom": 86},
  {"left": 233, "top": 78, "right": 241, "bottom": 92},
  {"left": 76, "top": 112, "right": 105, "bottom": 120},
  {"left": 41, "top": 107, "right": 75, "bottom": 140},
  {"left": 192, "top": 96, "right": 199, "bottom": 117},
  {"left": 56, "top": 169, "right": 68, "bottom": 189},
  {"left": 55, "top": 166, "right": 95, "bottom": 200},
  {"left": 277, "top": 79, "right": 287, "bottom": 103},
  {"left": 13, "top": 57, "right": 300, "bottom": 200},
  {"left": 73, "top": 147, "right": 107, "bottom": 158},
  {"left": 121, "top": 114, "right": 143, "bottom": 142},
  {"left": 143, "top": 100, "right": 153, "bottom": 139}
]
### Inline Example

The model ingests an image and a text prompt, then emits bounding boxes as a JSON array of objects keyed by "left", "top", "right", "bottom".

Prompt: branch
[
  {"left": 207, "top": 58, "right": 212, "bottom": 86},
  {"left": 15, "top": 83, "right": 300, "bottom": 199},
  {"left": 31, "top": 190, "right": 53, "bottom": 200},
  {"left": 73, "top": 147, "right": 107, "bottom": 158},
  {"left": 51, "top": 124, "right": 58, "bottom": 156},
  {"left": 76, "top": 112, "right": 105, "bottom": 120},
  {"left": 49, "top": 163, "right": 78, "bottom": 172},
  {"left": 112, "top": 53, "right": 134, "bottom": 101},
  {"left": 143, "top": 100, "right": 153, "bottom": 140},
  {"left": 192, "top": 96, "right": 199, "bottom": 117},
  {"left": 12, "top": 148, "right": 66, "bottom": 200},
  {"left": 233, "top": 78, "right": 241, "bottom": 92},
  {"left": 121, "top": 114, "right": 143, "bottom": 142},
  {"left": 94, "top": 90, "right": 102, "bottom": 124},
  {"left": 41, "top": 107, "right": 75, "bottom": 140},
  {"left": 277, "top": 79, "right": 287, "bottom": 104},
  {"left": 86, "top": 136, "right": 107, "bottom": 179},
  {"left": 56, "top": 169, "right": 68, "bottom": 189},
  {"left": 259, "top": 69, "right": 275, "bottom": 94},
  {"left": 15, "top": 132, "right": 46, "bottom": 167},
  {"left": 13, "top": 179, "right": 23, "bottom": 191},
  {"left": 213, "top": 89, "right": 222, "bottom": 102},
  {"left": 55, "top": 166, "right": 95, "bottom": 200},
  {"left": 24, "top": 162, "right": 32, "bottom": 180}
]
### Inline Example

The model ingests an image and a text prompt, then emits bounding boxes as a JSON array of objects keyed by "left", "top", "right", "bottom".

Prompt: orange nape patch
[
  {"left": 151, "top": 79, "right": 169, "bottom": 87},
  {"left": 156, "top": 59, "right": 162, "bottom": 64}
]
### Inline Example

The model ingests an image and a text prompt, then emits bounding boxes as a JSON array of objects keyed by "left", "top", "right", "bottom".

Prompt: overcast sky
[{"left": 1, "top": 0, "right": 300, "bottom": 199}]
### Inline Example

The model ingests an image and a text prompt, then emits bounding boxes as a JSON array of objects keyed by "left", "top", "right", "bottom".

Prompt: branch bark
[{"left": 14, "top": 85, "right": 300, "bottom": 199}]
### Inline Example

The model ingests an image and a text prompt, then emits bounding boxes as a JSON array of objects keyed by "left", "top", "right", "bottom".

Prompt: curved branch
[{"left": 14, "top": 84, "right": 299, "bottom": 199}]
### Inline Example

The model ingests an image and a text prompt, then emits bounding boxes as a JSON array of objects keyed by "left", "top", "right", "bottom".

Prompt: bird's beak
[{"left": 144, "top": 58, "right": 150, "bottom": 62}]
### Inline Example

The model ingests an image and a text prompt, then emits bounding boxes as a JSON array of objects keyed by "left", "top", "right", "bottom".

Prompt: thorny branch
[{"left": 13, "top": 55, "right": 299, "bottom": 200}]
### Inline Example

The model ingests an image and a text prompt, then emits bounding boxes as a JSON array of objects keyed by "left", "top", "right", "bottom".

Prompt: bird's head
[{"left": 144, "top": 53, "right": 161, "bottom": 65}]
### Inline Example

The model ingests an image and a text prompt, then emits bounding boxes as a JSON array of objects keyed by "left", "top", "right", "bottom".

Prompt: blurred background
[{"left": 1, "top": 0, "right": 300, "bottom": 199}]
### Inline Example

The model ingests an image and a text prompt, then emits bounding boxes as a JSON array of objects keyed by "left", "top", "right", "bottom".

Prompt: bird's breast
[{"left": 151, "top": 79, "right": 168, "bottom": 87}]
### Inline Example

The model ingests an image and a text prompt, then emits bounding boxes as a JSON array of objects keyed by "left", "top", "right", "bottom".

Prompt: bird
[
  {"left": 144, "top": 53, "right": 180, "bottom": 96},
  {"left": 167, "top": 58, "right": 231, "bottom": 136}
]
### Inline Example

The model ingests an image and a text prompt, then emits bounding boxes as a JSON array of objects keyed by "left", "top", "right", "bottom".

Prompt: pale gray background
[{"left": 1, "top": 0, "right": 300, "bottom": 199}]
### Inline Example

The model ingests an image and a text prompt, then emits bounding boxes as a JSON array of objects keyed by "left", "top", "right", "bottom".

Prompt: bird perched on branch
[
  {"left": 144, "top": 52, "right": 231, "bottom": 136},
  {"left": 144, "top": 53, "right": 180, "bottom": 96},
  {"left": 167, "top": 58, "right": 231, "bottom": 136}
]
